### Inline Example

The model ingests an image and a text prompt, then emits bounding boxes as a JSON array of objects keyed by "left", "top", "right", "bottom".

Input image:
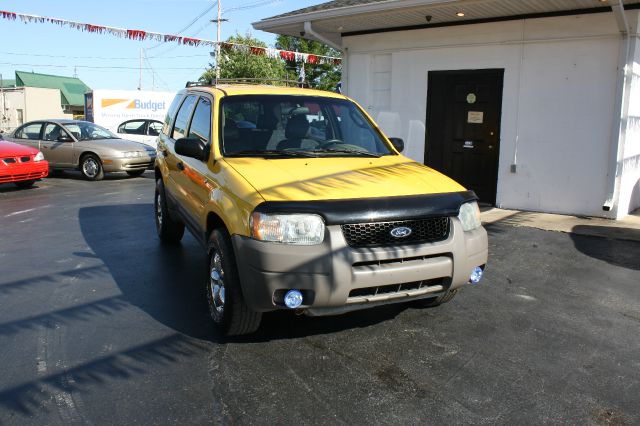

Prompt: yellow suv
[{"left": 154, "top": 83, "right": 488, "bottom": 335}]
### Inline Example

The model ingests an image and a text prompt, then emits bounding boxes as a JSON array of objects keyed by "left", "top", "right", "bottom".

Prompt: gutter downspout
[
  {"left": 303, "top": 21, "right": 347, "bottom": 94},
  {"left": 604, "top": 0, "right": 632, "bottom": 217}
]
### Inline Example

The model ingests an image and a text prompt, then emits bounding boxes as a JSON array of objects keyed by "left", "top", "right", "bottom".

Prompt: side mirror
[
  {"left": 58, "top": 134, "right": 73, "bottom": 142},
  {"left": 175, "top": 137, "right": 208, "bottom": 161},
  {"left": 389, "top": 137, "right": 404, "bottom": 153}
]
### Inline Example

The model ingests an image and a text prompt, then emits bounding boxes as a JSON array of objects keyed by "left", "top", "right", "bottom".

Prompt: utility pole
[
  {"left": 211, "top": 1, "right": 228, "bottom": 82},
  {"left": 138, "top": 48, "right": 143, "bottom": 90}
]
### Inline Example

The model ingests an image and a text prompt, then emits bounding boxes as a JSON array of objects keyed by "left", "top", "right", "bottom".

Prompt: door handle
[{"left": 177, "top": 162, "right": 185, "bottom": 171}]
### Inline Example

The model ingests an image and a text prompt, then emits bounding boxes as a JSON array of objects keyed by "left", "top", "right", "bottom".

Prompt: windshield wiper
[
  {"left": 226, "top": 149, "right": 318, "bottom": 158},
  {"left": 310, "top": 148, "right": 381, "bottom": 157}
]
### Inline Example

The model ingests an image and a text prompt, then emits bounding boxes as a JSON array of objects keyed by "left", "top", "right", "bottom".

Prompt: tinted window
[
  {"left": 148, "top": 121, "right": 163, "bottom": 136},
  {"left": 187, "top": 98, "right": 212, "bottom": 143},
  {"left": 172, "top": 95, "right": 197, "bottom": 140},
  {"left": 118, "top": 120, "right": 146, "bottom": 135},
  {"left": 15, "top": 123, "right": 42, "bottom": 140},
  {"left": 162, "top": 94, "right": 185, "bottom": 136}
]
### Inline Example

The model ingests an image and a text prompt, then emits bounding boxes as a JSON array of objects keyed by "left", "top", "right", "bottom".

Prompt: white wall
[
  {"left": 0, "top": 87, "right": 70, "bottom": 133},
  {"left": 617, "top": 36, "right": 640, "bottom": 217},
  {"left": 344, "top": 12, "right": 626, "bottom": 217}
]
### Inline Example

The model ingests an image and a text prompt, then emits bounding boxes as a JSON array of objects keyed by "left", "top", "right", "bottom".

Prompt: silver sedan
[{"left": 5, "top": 119, "right": 156, "bottom": 180}]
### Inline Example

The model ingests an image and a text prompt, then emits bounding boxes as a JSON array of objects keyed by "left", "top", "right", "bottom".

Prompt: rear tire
[
  {"left": 155, "top": 178, "right": 184, "bottom": 243},
  {"left": 15, "top": 180, "right": 35, "bottom": 188},
  {"left": 126, "top": 170, "right": 146, "bottom": 177},
  {"left": 80, "top": 154, "right": 104, "bottom": 181},
  {"left": 416, "top": 288, "right": 458, "bottom": 308},
  {"left": 207, "top": 229, "right": 262, "bottom": 336}
]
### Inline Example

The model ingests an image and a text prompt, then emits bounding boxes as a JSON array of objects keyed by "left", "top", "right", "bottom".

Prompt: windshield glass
[
  {"left": 220, "top": 95, "right": 394, "bottom": 157},
  {"left": 62, "top": 122, "right": 118, "bottom": 141}
]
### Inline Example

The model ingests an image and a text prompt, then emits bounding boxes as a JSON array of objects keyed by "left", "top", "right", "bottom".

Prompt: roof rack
[{"left": 185, "top": 78, "right": 307, "bottom": 88}]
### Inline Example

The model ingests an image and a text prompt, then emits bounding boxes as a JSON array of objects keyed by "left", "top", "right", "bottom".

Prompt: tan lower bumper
[{"left": 232, "top": 218, "right": 488, "bottom": 313}]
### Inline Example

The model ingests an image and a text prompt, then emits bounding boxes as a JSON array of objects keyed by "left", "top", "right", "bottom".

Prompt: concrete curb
[{"left": 481, "top": 208, "right": 640, "bottom": 242}]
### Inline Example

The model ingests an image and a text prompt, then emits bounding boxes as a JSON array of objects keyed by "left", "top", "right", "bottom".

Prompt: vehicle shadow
[
  {"left": 570, "top": 225, "right": 640, "bottom": 270},
  {"left": 49, "top": 169, "right": 154, "bottom": 181},
  {"left": 0, "top": 181, "right": 46, "bottom": 193},
  {"left": 78, "top": 203, "right": 409, "bottom": 343}
]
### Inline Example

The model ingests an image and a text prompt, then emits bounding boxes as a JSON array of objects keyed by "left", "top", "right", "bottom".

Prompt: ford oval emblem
[{"left": 390, "top": 226, "right": 412, "bottom": 238}]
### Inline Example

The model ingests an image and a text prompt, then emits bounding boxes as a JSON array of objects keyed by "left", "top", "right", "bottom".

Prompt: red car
[{"left": 0, "top": 138, "right": 49, "bottom": 188}]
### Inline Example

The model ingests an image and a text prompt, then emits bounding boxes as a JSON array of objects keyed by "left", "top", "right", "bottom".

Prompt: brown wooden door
[{"left": 425, "top": 69, "right": 503, "bottom": 205}]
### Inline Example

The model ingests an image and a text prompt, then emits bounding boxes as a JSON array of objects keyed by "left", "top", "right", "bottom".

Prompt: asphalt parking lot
[{"left": 1, "top": 173, "right": 639, "bottom": 425}]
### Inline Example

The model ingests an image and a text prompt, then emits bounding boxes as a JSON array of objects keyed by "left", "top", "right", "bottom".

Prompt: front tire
[
  {"left": 415, "top": 288, "right": 458, "bottom": 308},
  {"left": 155, "top": 178, "right": 184, "bottom": 243},
  {"left": 80, "top": 154, "right": 104, "bottom": 181},
  {"left": 207, "top": 229, "right": 262, "bottom": 336}
]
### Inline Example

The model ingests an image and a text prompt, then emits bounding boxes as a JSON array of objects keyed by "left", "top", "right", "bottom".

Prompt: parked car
[
  {"left": 154, "top": 83, "right": 488, "bottom": 336},
  {"left": 0, "top": 138, "right": 49, "bottom": 188},
  {"left": 5, "top": 120, "right": 156, "bottom": 181},
  {"left": 115, "top": 119, "right": 163, "bottom": 148}
]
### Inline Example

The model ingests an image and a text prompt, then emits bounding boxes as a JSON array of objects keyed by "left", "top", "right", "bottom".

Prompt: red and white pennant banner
[{"left": 0, "top": 10, "right": 342, "bottom": 65}]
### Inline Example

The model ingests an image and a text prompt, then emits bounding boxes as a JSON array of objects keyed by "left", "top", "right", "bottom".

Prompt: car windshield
[
  {"left": 62, "top": 122, "right": 118, "bottom": 141},
  {"left": 220, "top": 95, "right": 394, "bottom": 158}
]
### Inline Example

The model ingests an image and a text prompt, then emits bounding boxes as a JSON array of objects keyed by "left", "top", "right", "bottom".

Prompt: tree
[
  {"left": 275, "top": 35, "right": 342, "bottom": 91},
  {"left": 201, "top": 32, "right": 287, "bottom": 84}
]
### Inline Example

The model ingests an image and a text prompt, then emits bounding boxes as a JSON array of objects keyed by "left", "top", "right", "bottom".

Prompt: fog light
[
  {"left": 469, "top": 266, "right": 483, "bottom": 284},
  {"left": 284, "top": 290, "right": 303, "bottom": 309}
]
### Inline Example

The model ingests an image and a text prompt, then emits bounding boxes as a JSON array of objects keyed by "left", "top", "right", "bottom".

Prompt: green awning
[{"left": 15, "top": 71, "right": 91, "bottom": 107}]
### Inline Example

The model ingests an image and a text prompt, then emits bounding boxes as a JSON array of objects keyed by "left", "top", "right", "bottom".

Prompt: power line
[
  {"left": 146, "top": 0, "right": 218, "bottom": 50},
  {"left": 0, "top": 62, "right": 206, "bottom": 70},
  {"left": 0, "top": 50, "right": 210, "bottom": 60}
]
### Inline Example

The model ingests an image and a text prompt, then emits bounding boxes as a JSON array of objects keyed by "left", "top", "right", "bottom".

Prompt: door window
[
  {"left": 162, "top": 94, "right": 185, "bottom": 136},
  {"left": 118, "top": 120, "right": 146, "bottom": 135},
  {"left": 148, "top": 121, "right": 163, "bottom": 136},
  {"left": 172, "top": 95, "right": 197, "bottom": 140},
  {"left": 14, "top": 123, "right": 42, "bottom": 140},
  {"left": 187, "top": 98, "right": 212, "bottom": 143},
  {"left": 43, "top": 124, "right": 72, "bottom": 141}
]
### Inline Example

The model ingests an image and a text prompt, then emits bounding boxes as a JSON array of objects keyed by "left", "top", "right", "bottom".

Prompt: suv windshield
[
  {"left": 62, "top": 122, "right": 118, "bottom": 141},
  {"left": 220, "top": 95, "right": 394, "bottom": 157}
]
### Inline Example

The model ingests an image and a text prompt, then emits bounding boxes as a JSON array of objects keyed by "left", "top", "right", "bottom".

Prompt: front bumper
[
  {"left": 102, "top": 155, "right": 156, "bottom": 172},
  {"left": 0, "top": 160, "right": 49, "bottom": 183},
  {"left": 232, "top": 218, "right": 488, "bottom": 314}
]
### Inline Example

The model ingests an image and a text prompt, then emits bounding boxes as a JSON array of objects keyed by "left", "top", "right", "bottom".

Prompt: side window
[
  {"left": 118, "top": 120, "right": 146, "bottom": 135},
  {"left": 172, "top": 95, "right": 197, "bottom": 140},
  {"left": 162, "top": 94, "right": 185, "bottom": 136},
  {"left": 15, "top": 123, "right": 42, "bottom": 140},
  {"left": 187, "top": 98, "right": 212, "bottom": 143},
  {"left": 148, "top": 121, "right": 163, "bottom": 136},
  {"left": 43, "top": 124, "right": 71, "bottom": 141}
]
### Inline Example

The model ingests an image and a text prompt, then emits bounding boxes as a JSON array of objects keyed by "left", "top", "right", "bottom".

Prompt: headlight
[
  {"left": 250, "top": 212, "right": 325, "bottom": 245},
  {"left": 458, "top": 201, "right": 481, "bottom": 231},
  {"left": 33, "top": 151, "right": 45, "bottom": 162},
  {"left": 121, "top": 151, "right": 142, "bottom": 158}
]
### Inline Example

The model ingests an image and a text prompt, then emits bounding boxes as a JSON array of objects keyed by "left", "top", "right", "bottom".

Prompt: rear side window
[
  {"left": 14, "top": 123, "right": 43, "bottom": 140},
  {"left": 162, "top": 94, "right": 185, "bottom": 136},
  {"left": 172, "top": 95, "right": 197, "bottom": 140},
  {"left": 118, "top": 120, "right": 146, "bottom": 135},
  {"left": 187, "top": 98, "right": 212, "bottom": 143}
]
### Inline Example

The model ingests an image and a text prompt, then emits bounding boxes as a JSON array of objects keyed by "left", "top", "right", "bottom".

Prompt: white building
[
  {"left": 254, "top": 0, "right": 640, "bottom": 219},
  {"left": 0, "top": 87, "right": 73, "bottom": 133}
]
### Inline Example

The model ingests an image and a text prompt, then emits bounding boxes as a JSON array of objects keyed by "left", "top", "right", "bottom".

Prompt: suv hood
[{"left": 224, "top": 155, "right": 465, "bottom": 202}]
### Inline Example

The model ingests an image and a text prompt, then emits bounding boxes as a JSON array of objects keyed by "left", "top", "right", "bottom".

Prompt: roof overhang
[{"left": 253, "top": 0, "right": 640, "bottom": 47}]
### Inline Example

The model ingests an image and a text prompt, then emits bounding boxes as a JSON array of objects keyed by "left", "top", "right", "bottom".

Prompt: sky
[{"left": 0, "top": 0, "right": 321, "bottom": 92}]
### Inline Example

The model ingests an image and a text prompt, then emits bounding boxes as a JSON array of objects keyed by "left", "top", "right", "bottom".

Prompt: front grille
[
  {"left": 341, "top": 217, "right": 450, "bottom": 248},
  {"left": 348, "top": 278, "right": 446, "bottom": 299},
  {"left": 2, "top": 158, "right": 16, "bottom": 164},
  {"left": 20, "top": 156, "right": 31, "bottom": 162}
]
